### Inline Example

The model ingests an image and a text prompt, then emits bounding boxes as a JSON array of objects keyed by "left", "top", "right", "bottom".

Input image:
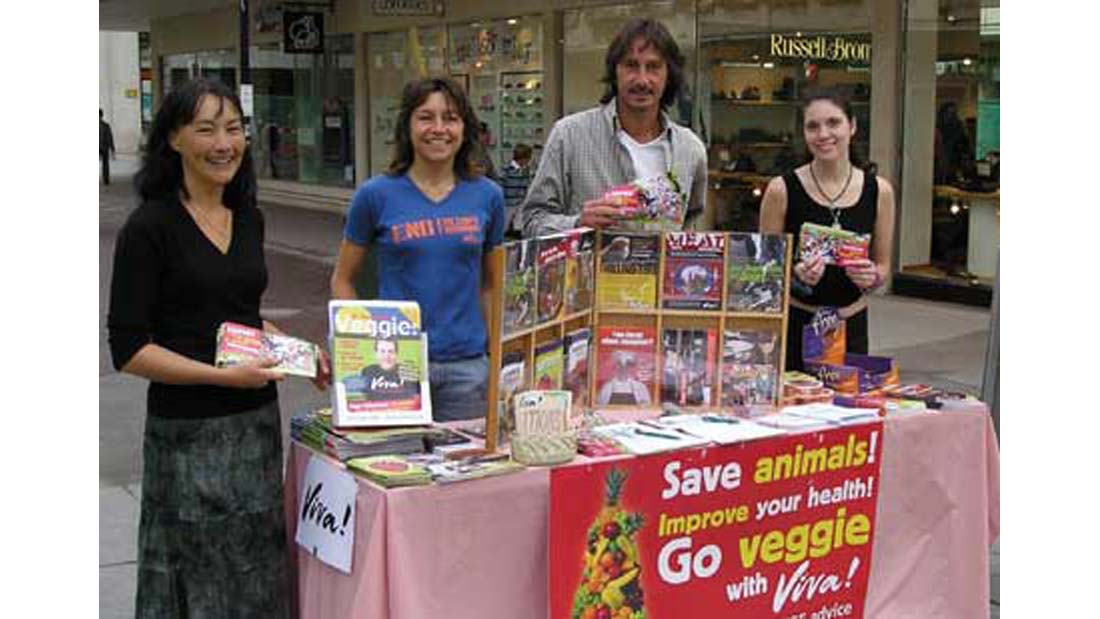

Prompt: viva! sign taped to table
[
  {"left": 550, "top": 422, "right": 883, "bottom": 619},
  {"left": 295, "top": 455, "right": 358, "bottom": 574}
]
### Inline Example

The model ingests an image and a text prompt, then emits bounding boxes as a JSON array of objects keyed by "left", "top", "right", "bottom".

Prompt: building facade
[{"left": 146, "top": 0, "right": 999, "bottom": 304}]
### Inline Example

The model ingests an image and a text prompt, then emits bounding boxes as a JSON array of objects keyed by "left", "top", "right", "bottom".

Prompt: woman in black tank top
[{"left": 759, "top": 86, "right": 897, "bottom": 372}]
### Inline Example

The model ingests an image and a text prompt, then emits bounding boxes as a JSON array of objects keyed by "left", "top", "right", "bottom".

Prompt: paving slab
[{"left": 100, "top": 487, "right": 139, "bottom": 567}]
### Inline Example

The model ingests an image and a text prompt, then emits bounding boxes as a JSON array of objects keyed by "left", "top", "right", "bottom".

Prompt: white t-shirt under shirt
[{"left": 618, "top": 130, "right": 669, "bottom": 179}]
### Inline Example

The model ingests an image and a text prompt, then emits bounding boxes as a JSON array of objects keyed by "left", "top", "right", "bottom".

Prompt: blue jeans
[{"left": 430, "top": 354, "right": 488, "bottom": 422}]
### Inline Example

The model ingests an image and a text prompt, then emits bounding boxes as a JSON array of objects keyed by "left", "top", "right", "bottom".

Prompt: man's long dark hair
[
  {"left": 599, "top": 18, "right": 686, "bottom": 110},
  {"left": 388, "top": 77, "right": 484, "bottom": 179},
  {"left": 135, "top": 78, "right": 256, "bottom": 210}
]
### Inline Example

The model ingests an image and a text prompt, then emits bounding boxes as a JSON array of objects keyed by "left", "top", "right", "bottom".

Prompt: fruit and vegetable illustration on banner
[{"left": 549, "top": 423, "right": 884, "bottom": 619}]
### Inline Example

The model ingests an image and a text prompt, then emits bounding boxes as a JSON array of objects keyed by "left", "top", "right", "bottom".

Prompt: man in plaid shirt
[{"left": 519, "top": 18, "right": 712, "bottom": 237}]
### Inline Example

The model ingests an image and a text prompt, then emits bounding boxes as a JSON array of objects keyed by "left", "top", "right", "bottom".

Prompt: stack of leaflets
[
  {"left": 290, "top": 409, "right": 434, "bottom": 460},
  {"left": 595, "top": 326, "right": 656, "bottom": 407},
  {"left": 662, "top": 232, "right": 725, "bottom": 310},
  {"left": 590, "top": 421, "right": 710, "bottom": 455},
  {"left": 754, "top": 411, "right": 836, "bottom": 431},
  {"left": 727, "top": 233, "right": 787, "bottom": 314},
  {"left": 779, "top": 403, "right": 881, "bottom": 426},
  {"left": 426, "top": 455, "right": 526, "bottom": 484},
  {"left": 346, "top": 455, "right": 433, "bottom": 488},
  {"left": 577, "top": 430, "right": 626, "bottom": 457},
  {"left": 596, "top": 233, "right": 659, "bottom": 309},
  {"left": 215, "top": 322, "right": 318, "bottom": 378},
  {"left": 654, "top": 414, "right": 786, "bottom": 444},
  {"left": 781, "top": 371, "right": 835, "bottom": 406},
  {"left": 799, "top": 223, "right": 870, "bottom": 266},
  {"left": 880, "top": 384, "right": 982, "bottom": 411},
  {"left": 329, "top": 300, "right": 432, "bottom": 427}
]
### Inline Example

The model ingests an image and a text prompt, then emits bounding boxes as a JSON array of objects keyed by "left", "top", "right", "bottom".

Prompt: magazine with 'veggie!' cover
[{"left": 329, "top": 300, "right": 432, "bottom": 427}]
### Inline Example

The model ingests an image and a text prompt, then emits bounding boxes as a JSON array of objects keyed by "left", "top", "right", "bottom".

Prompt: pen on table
[
  {"left": 640, "top": 419, "right": 698, "bottom": 438},
  {"left": 702, "top": 415, "right": 741, "bottom": 424},
  {"left": 633, "top": 428, "right": 681, "bottom": 441}
]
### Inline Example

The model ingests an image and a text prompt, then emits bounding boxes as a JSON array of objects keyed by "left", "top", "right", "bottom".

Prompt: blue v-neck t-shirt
[{"left": 344, "top": 173, "right": 505, "bottom": 361}]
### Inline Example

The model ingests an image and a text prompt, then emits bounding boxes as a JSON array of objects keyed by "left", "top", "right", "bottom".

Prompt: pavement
[{"left": 98, "top": 154, "right": 999, "bottom": 618}]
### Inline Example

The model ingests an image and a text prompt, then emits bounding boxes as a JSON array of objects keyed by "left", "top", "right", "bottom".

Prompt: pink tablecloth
[{"left": 285, "top": 408, "right": 1000, "bottom": 619}]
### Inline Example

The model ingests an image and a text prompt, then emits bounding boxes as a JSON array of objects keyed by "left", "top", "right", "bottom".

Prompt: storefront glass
[
  {"left": 698, "top": 0, "right": 874, "bottom": 231},
  {"left": 449, "top": 16, "right": 545, "bottom": 172},
  {"left": 161, "top": 49, "right": 237, "bottom": 97},
  {"left": 897, "top": 0, "right": 999, "bottom": 298},
  {"left": 252, "top": 34, "right": 356, "bottom": 187}
]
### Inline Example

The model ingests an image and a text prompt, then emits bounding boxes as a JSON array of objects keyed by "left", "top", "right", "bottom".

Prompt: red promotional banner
[{"left": 550, "top": 423, "right": 884, "bottom": 619}]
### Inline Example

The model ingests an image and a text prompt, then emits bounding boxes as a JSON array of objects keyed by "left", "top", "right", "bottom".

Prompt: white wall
[{"left": 99, "top": 32, "right": 142, "bottom": 154}]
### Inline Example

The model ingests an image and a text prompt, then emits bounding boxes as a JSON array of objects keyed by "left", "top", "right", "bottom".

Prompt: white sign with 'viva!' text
[{"left": 295, "top": 455, "right": 358, "bottom": 574}]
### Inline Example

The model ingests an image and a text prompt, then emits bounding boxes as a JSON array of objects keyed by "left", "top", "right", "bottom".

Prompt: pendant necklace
[
  {"left": 809, "top": 162, "right": 853, "bottom": 230},
  {"left": 184, "top": 199, "right": 232, "bottom": 247}
]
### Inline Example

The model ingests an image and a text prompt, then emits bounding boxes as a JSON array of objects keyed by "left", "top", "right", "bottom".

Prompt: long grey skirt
[{"left": 135, "top": 400, "right": 290, "bottom": 618}]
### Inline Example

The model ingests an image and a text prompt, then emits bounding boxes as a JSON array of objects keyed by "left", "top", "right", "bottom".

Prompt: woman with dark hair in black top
[
  {"left": 760, "top": 86, "right": 896, "bottom": 371},
  {"left": 108, "top": 78, "right": 328, "bottom": 617}
]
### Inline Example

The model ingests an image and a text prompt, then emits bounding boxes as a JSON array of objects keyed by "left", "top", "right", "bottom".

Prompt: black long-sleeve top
[{"left": 107, "top": 195, "right": 277, "bottom": 419}]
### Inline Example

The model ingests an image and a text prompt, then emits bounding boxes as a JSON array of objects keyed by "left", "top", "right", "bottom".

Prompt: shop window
[
  {"left": 161, "top": 49, "right": 237, "bottom": 98},
  {"left": 449, "top": 16, "right": 545, "bottom": 172},
  {"left": 897, "top": 0, "right": 998, "bottom": 296},
  {"left": 699, "top": 0, "right": 874, "bottom": 232},
  {"left": 252, "top": 34, "right": 356, "bottom": 188}
]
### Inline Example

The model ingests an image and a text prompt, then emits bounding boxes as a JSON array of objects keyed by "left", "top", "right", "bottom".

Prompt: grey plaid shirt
[{"left": 519, "top": 99, "right": 711, "bottom": 237}]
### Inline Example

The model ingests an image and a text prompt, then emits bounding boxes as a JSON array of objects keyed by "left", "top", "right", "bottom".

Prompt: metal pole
[{"left": 239, "top": 0, "right": 254, "bottom": 139}]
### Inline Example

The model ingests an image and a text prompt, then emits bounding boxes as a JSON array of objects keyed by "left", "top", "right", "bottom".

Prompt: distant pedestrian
[
  {"left": 100, "top": 108, "right": 115, "bottom": 185},
  {"left": 476, "top": 121, "right": 499, "bottom": 182},
  {"left": 266, "top": 121, "right": 280, "bottom": 179},
  {"left": 500, "top": 143, "right": 533, "bottom": 238}
]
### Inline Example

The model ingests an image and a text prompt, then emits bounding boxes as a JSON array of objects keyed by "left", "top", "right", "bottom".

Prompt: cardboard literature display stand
[{"left": 483, "top": 230, "right": 792, "bottom": 451}]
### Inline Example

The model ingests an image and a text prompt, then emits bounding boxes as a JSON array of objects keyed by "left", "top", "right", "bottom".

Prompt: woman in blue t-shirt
[{"left": 331, "top": 77, "right": 505, "bottom": 421}]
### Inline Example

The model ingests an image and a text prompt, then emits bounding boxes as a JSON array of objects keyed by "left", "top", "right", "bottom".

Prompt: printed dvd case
[
  {"left": 498, "top": 350, "right": 527, "bottom": 439},
  {"left": 563, "top": 327, "right": 591, "bottom": 410},
  {"left": 727, "top": 232, "right": 787, "bottom": 313},
  {"left": 565, "top": 229, "right": 596, "bottom": 315},
  {"left": 659, "top": 328, "right": 717, "bottom": 406},
  {"left": 503, "top": 239, "right": 536, "bottom": 335},
  {"left": 595, "top": 326, "right": 656, "bottom": 407},
  {"left": 537, "top": 235, "right": 570, "bottom": 324},
  {"left": 596, "top": 233, "right": 659, "bottom": 309},
  {"left": 721, "top": 330, "right": 780, "bottom": 406},
  {"left": 662, "top": 232, "right": 725, "bottom": 310},
  {"left": 534, "top": 339, "right": 565, "bottom": 391}
]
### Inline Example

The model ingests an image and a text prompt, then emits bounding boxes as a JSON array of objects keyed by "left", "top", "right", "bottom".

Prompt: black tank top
[{"left": 782, "top": 169, "right": 878, "bottom": 307}]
